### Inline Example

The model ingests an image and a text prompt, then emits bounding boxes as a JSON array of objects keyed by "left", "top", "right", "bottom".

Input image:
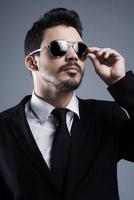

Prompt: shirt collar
[
  {"left": 30, "top": 92, "right": 79, "bottom": 123},
  {"left": 66, "top": 93, "right": 79, "bottom": 118}
]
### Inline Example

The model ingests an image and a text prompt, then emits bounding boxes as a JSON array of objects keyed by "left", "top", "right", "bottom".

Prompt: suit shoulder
[
  {"left": 78, "top": 97, "right": 122, "bottom": 116},
  {"left": 78, "top": 98, "right": 116, "bottom": 108},
  {"left": 0, "top": 106, "right": 17, "bottom": 120},
  {"left": 0, "top": 95, "right": 31, "bottom": 121}
]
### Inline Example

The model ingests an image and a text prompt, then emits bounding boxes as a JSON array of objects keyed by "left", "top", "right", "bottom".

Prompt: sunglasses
[{"left": 29, "top": 40, "right": 88, "bottom": 60}]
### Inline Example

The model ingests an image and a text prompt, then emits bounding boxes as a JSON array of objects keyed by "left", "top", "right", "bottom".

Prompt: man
[{"left": 0, "top": 7, "right": 134, "bottom": 200}]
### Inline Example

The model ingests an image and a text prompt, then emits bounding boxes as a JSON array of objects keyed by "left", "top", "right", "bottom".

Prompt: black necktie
[{"left": 51, "top": 108, "right": 71, "bottom": 190}]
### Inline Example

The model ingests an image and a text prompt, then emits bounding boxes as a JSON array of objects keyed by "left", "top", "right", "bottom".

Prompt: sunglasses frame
[{"left": 29, "top": 40, "right": 88, "bottom": 60}]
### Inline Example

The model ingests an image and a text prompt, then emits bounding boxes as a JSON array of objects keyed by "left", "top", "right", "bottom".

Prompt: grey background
[{"left": 0, "top": 0, "right": 134, "bottom": 199}]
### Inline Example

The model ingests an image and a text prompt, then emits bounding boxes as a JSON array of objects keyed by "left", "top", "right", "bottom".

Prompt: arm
[
  {"left": 108, "top": 71, "right": 134, "bottom": 161},
  {"left": 87, "top": 48, "right": 134, "bottom": 161}
]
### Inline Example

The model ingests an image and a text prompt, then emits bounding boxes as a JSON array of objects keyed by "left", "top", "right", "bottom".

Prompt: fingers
[
  {"left": 86, "top": 47, "right": 124, "bottom": 68},
  {"left": 87, "top": 47, "right": 121, "bottom": 58},
  {"left": 97, "top": 48, "right": 111, "bottom": 59}
]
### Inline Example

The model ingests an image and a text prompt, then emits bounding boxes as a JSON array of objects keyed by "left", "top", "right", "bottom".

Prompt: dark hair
[{"left": 24, "top": 8, "right": 83, "bottom": 56}]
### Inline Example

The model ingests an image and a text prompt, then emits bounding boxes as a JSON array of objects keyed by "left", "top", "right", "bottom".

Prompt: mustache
[{"left": 58, "top": 61, "right": 82, "bottom": 73}]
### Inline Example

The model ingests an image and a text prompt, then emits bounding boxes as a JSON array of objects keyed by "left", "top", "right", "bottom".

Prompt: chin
[{"left": 56, "top": 77, "right": 83, "bottom": 92}]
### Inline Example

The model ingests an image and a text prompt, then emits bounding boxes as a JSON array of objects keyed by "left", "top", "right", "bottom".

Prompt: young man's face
[{"left": 34, "top": 25, "right": 86, "bottom": 92}]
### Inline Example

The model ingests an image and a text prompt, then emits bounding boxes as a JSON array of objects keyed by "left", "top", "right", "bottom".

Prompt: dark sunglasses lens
[
  {"left": 50, "top": 41, "right": 67, "bottom": 57},
  {"left": 76, "top": 43, "right": 87, "bottom": 59}
]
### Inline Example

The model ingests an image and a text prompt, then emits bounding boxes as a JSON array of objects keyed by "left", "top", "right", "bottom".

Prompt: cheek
[
  {"left": 81, "top": 61, "right": 85, "bottom": 70},
  {"left": 51, "top": 57, "right": 65, "bottom": 66},
  {"left": 38, "top": 57, "right": 50, "bottom": 71},
  {"left": 38, "top": 58, "right": 59, "bottom": 76},
  {"left": 46, "top": 58, "right": 65, "bottom": 74},
  {"left": 76, "top": 60, "right": 85, "bottom": 74}
]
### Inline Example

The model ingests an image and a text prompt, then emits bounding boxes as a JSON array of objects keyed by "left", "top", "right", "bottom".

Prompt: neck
[{"left": 34, "top": 88, "right": 74, "bottom": 108}]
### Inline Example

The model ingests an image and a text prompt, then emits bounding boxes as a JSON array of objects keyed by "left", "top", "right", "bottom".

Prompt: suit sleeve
[{"left": 108, "top": 71, "right": 134, "bottom": 161}]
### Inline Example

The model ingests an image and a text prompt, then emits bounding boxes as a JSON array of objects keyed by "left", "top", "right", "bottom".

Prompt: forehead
[{"left": 41, "top": 25, "right": 83, "bottom": 46}]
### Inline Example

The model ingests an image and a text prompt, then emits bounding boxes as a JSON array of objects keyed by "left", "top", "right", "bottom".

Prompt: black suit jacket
[{"left": 0, "top": 71, "right": 134, "bottom": 200}]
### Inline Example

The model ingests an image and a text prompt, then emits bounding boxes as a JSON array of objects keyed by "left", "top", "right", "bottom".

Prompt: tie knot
[{"left": 52, "top": 108, "right": 68, "bottom": 123}]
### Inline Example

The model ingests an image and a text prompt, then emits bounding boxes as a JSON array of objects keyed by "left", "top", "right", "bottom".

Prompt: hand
[{"left": 87, "top": 47, "right": 125, "bottom": 85}]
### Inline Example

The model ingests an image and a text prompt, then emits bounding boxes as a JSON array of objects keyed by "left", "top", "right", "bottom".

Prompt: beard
[
  {"left": 55, "top": 61, "right": 84, "bottom": 92},
  {"left": 55, "top": 72, "right": 84, "bottom": 92}
]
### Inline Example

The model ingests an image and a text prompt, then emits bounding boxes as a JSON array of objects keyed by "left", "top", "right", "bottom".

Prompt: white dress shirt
[{"left": 25, "top": 92, "right": 79, "bottom": 168}]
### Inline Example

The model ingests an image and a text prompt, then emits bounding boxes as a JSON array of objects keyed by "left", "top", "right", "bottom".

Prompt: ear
[{"left": 25, "top": 55, "right": 38, "bottom": 71}]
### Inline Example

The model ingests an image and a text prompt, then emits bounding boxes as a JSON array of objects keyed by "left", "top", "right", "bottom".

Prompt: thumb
[{"left": 87, "top": 53, "right": 100, "bottom": 68}]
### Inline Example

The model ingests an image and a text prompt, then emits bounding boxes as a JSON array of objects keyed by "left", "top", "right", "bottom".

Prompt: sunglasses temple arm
[{"left": 29, "top": 48, "right": 42, "bottom": 56}]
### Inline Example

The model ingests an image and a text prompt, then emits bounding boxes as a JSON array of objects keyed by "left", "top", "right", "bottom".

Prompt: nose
[{"left": 65, "top": 47, "right": 78, "bottom": 62}]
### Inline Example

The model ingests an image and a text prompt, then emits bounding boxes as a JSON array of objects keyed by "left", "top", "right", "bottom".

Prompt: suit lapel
[
  {"left": 64, "top": 99, "right": 102, "bottom": 199},
  {"left": 9, "top": 96, "right": 54, "bottom": 184}
]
